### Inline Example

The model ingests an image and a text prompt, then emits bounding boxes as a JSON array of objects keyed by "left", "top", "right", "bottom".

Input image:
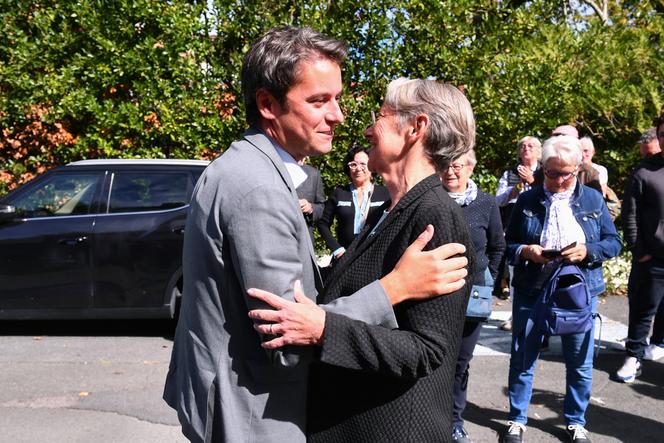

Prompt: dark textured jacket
[
  {"left": 317, "top": 184, "right": 390, "bottom": 251},
  {"left": 622, "top": 153, "right": 664, "bottom": 259},
  {"left": 307, "top": 175, "right": 475, "bottom": 443}
]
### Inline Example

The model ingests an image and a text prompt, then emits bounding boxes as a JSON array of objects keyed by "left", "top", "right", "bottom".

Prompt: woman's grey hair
[
  {"left": 462, "top": 149, "right": 477, "bottom": 167},
  {"left": 383, "top": 78, "right": 475, "bottom": 171},
  {"left": 241, "top": 26, "right": 347, "bottom": 125},
  {"left": 516, "top": 136, "right": 542, "bottom": 163},
  {"left": 639, "top": 127, "right": 657, "bottom": 144},
  {"left": 541, "top": 135, "right": 583, "bottom": 167}
]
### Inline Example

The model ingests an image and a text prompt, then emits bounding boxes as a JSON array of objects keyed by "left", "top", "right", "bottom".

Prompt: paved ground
[
  {"left": 462, "top": 295, "right": 664, "bottom": 442},
  {"left": 1, "top": 294, "right": 661, "bottom": 442}
]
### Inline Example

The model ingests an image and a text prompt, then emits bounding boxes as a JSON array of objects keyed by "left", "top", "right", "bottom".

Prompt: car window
[
  {"left": 109, "top": 172, "right": 189, "bottom": 213},
  {"left": 9, "top": 174, "right": 99, "bottom": 217}
]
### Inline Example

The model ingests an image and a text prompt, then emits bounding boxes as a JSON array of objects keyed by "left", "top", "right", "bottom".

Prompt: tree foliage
[{"left": 2, "top": 0, "right": 663, "bottom": 209}]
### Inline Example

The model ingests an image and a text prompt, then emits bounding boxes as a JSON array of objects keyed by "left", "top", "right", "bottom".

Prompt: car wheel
[{"left": 169, "top": 282, "right": 182, "bottom": 320}]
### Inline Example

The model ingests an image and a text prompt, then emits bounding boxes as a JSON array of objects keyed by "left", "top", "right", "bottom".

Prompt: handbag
[
  {"left": 466, "top": 268, "right": 493, "bottom": 320},
  {"left": 536, "top": 264, "right": 593, "bottom": 336},
  {"left": 515, "top": 263, "right": 598, "bottom": 356},
  {"left": 604, "top": 185, "right": 621, "bottom": 221}
]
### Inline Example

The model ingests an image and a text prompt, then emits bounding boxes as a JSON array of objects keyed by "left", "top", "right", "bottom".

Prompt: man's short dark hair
[
  {"left": 241, "top": 26, "right": 347, "bottom": 126},
  {"left": 638, "top": 127, "right": 657, "bottom": 144}
]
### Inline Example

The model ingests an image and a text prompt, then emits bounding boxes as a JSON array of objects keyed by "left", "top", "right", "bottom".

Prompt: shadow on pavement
[
  {"left": 464, "top": 395, "right": 569, "bottom": 442},
  {"left": 464, "top": 352, "right": 664, "bottom": 442},
  {"left": 0, "top": 319, "right": 176, "bottom": 339}
]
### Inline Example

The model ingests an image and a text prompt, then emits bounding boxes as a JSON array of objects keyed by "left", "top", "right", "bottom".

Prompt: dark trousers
[
  {"left": 626, "top": 259, "right": 664, "bottom": 358},
  {"left": 452, "top": 320, "right": 483, "bottom": 426}
]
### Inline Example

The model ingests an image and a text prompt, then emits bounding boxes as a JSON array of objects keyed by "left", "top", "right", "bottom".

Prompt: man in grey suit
[{"left": 164, "top": 26, "right": 469, "bottom": 443}]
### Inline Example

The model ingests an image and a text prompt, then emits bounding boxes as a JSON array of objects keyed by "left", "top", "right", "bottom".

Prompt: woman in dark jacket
[
  {"left": 249, "top": 78, "right": 476, "bottom": 442},
  {"left": 442, "top": 148, "right": 505, "bottom": 443},
  {"left": 317, "top": 146, "right": 389, "bottom": 260}
]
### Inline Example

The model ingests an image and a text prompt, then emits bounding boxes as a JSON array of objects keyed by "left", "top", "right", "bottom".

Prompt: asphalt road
[
  {"left": 0, "top": 295, "right": 661, "bottom": 443},
  {"left": 0, "top": 319, "right": 185, "bottom": 443}
]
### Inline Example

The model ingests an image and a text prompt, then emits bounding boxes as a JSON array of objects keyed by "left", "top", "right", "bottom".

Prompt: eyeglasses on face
[
  {"left": 543, "top": 168, "right": 576, "bottom": 181},
  {"left": 445, "top": 163, "right": 466, "bottom": 173},
  {"left": 370, "top": 110, "right": 394, "bottom": 124},
  {"left": 347, "top": 161, "right": 368, "bottom": 171}
]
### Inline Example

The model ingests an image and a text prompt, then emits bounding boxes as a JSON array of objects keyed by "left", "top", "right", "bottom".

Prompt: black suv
[{"left": 0, "top": 159, "right": 208, "bottom": 320}]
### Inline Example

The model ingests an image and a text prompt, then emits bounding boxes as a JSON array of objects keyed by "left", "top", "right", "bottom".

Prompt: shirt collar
[{"left": 269, "top": 139, "right": 308, "bottom": 188}]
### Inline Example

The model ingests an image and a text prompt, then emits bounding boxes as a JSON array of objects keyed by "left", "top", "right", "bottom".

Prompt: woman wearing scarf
[
  {"left": 442, "top": 149, "right": 505, "bottom": 443},
  {"left": 501, "top": 136, "right": 621, "bottom": 443}
]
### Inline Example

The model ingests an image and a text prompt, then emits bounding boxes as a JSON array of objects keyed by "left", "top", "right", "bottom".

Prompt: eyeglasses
[
  {"left": 370, "top": 110, "right": 394, "bottom": 124},
  {"left": 348, "top": 161, "right": 368, "bottom": 171},
  {"left": 445, "top": 163, "right": 466, "bottom": 173},
  {"left": 543, "top": 168, "right": 577, "bottom": 181}
]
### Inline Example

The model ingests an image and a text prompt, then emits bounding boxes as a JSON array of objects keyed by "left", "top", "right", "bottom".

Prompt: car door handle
[{"left": 58, "top": 236, "right": 88, "bottom": 246}]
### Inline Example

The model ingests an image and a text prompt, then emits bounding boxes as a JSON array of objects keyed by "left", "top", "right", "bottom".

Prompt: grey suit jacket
[{"left": 164, "top": 128, "right": 396, "bottom": 443}]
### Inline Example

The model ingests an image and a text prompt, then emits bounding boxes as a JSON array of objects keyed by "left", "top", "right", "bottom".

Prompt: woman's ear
[
  {"left": 415, "top": 115, "right": 428, "bottom": 134},
  {"left": 407, "top": 114, "right": 429, "bottom": 143}
]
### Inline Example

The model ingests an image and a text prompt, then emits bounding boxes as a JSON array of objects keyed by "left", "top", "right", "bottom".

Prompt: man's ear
[{"left": 256, "top": 88, "right": 280, "bottom": 121}]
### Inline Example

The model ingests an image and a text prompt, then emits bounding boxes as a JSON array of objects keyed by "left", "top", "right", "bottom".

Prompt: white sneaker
[
  {"left": 643, "top": 344, "right": 664, "bottom": 361},
  {"left": 614, "top": 357, "right": 641, "bottom": 383}
]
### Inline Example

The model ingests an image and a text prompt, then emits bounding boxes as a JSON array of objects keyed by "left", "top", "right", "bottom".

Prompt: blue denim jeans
[{"left": 507, "top": 293, "right": 597, "bottom": 426}]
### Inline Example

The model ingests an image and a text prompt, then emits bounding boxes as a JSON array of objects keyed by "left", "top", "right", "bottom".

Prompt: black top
[
  {"left": 295, "top": 164, "right": 326, "bottom": 244},
  {"left": 623, "top": 153, "right": 664, "bottom": 259},
  {"left": 316, "top": 183, "right": 390, "bottom": 251},
  {"left": 308, "top": 174, "right": 475, "bottom": 442},
  {"left": 459, "top": 190, "right": 506, "bottom": 285}
]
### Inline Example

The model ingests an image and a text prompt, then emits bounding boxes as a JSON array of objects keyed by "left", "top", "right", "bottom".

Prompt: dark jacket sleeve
[
  {"left": 310, "top": 170, "right": 326, "bottom": 223},
  {"left": 622, "top": 171, "right": 640, "bottom": 255},
  {"left": 319, "top": 195, "right": 473, "bottom": 380},
  {"left": 486, "top": 196, "right": 506, "bottom": 280},
  {"left": 505, "top": 192, "right": 529, "bottom": 265},
  {"left": 317, "top": 187, "right": 342, "bottom": 251}
]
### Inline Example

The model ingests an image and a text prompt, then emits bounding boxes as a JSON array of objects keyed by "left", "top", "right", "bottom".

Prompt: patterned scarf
[
  {"left": 540, "top": 182, "right": 586, "bottom": 250},
  {"left": 447, "top": 178, "right": 478, "bottom": 207}
]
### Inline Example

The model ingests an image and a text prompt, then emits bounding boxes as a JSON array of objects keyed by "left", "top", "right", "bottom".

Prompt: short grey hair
[
  {"left": 639, "top": 127, "right": 657, "bottom": 144},
  {"left": 516, "top": 136, "right": 542, "bottom": 163},
  {"left": 383, "top": 78, "right": 475, "bottom": 172},
  {"left": 541, "top": 135, "right": 583, "bottom": 167},
  {"left": 241, "top": 26, "right": 347, "bottom": 125},
  {"left": 464, "top": 149, "right": 477, "bottom": 167}
]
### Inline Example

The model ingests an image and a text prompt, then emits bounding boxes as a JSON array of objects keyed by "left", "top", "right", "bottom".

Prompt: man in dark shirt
[{"left": 615, "top": 115, "right": 664, "bottom": 382}]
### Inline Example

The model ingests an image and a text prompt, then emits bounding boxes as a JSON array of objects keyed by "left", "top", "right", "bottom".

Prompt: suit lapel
[{"left": 243, "top": 128, "right": 323, "bottom": 288}]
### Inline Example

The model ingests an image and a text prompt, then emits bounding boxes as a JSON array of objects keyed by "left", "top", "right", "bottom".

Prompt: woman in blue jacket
[{"left": 501, "top": 135, "right": 621, "bottom": 443}]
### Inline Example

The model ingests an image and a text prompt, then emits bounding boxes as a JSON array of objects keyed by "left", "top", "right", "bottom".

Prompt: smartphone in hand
[{"left": 541, "top": 242, "right": 577, "bottom": 259}]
